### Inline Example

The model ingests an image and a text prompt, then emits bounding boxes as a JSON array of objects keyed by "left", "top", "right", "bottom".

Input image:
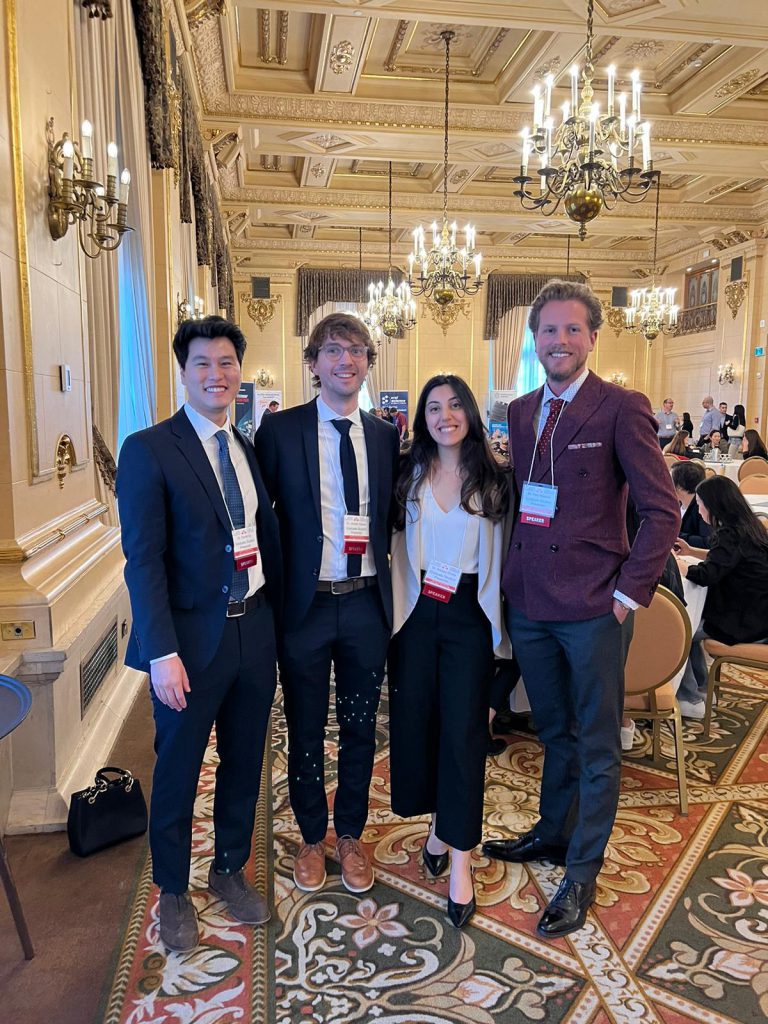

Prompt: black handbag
[{"left": 67, "top": 766, "right": 148, "bottom": 857}]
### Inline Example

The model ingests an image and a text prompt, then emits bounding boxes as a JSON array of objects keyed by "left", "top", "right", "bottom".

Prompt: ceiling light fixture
[
  {"left": 407, "top": 31, "right": 483, "bottom": 306},
  {"left": 514, "top": 0, "right": 658, "bottom": 240},
  {"left": 363, "top": 162, "right": 417, "bottom": 340},
  {"left": 624, "top": 176, "right": 678, "bottom": 343}
]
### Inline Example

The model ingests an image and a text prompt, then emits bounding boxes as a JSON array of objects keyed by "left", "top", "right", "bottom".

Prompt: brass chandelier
[
  {"left": 407, "top": 30, "right": 483, "bottom": 306},
  {"left": 514, "top": 0, "right": 658, "bottom": 240},
  {"left": 624, "top": 176, "right": 678, "bottom": 343},
  {"left": 364, "top": 162, "right": 417, "bottom": 340}
]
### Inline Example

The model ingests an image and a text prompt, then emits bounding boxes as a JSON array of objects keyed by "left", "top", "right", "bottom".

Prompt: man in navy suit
[
  {"left": 255, "top": 313, "right": 399, "bottom": 895},
  {"left": 117, "top": 317, "right": 281, "bottom": 952},
  {"left": 482, "top": 281, "right": 679, "bottom": 937}
]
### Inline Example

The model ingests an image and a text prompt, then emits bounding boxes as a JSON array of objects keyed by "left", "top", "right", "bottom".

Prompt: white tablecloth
[
  {"left": 704, "top": 459, "right": 740, "bottom": 481},
  {"left": 744, "top": 494, "right": 768, "bottom": 515}
]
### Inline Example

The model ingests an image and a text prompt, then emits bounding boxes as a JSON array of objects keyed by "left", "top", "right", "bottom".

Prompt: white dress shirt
[
  {"left": 419, "top": 481, "right": 480, "bottom": 574},
  {"left": 316, "top": 395, "right": 375, "bottom": 580}
]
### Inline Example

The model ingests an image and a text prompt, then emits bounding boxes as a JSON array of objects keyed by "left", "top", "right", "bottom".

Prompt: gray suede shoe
[
  {"left": 208, "top": 866, "right": 270, "bottom": 924},
  {"left": 158, "top": 892, "right": 199, "bottom": 952}
]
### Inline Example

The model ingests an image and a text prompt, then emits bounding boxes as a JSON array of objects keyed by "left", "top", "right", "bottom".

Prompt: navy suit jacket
[
  {"left": 254, "top": 398, "right": 400, "bottom": 628},
  {"left": 503, "top": 371, "right": 680, "bottom": 620},
  {"left": 117, "top": 408, "right": 282, "bottom": 676}
]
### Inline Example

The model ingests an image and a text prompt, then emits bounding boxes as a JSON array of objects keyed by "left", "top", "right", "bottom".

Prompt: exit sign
[{"left": 756, "top": 347, "right": 765, "bottom": 356}]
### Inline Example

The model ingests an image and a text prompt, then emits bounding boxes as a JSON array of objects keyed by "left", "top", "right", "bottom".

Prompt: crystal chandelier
[
  {"left": 624, "top": 176, "right": 678, "bottom": 343},
  {"left": 514, "top": 0, "right": 658, "bottom": 240},
  {"left": 407, "top": 31, "right": 483, "bottom": 306},
  {"left": 363, "top": 163, "right": 417, "bottom": 340}
]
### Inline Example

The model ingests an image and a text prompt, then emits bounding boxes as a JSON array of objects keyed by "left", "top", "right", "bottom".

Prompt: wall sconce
[
  {"left": 46, "top": 117, "right": 131, "bottom": 258},
  {"left": 255, "top": 368, "right": 274, "bottom": 388},
  {"left": 177, "top": 294, "right": 205, "bottom": 329},
  {"left": 608, "top": 371, "right": 628, "bottom": 387},
  {"left": 717, "top": 363, "right": 735, "bottom": 386}
]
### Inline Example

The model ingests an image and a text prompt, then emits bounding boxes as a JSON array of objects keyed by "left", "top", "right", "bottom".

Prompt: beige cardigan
[{"left": 391, "top": 490, "right": 512, "bottom": 658}]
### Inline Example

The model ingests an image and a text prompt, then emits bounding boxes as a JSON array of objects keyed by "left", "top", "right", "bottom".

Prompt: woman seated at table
[
  {"left": 673, "top": 475, "right": 768, "bottom": 718},
  {"left": 662, "top": 430, "right": 691, "bottom": 459},
  {"left": 703, "top": 429, "right": 724, "bottom": 456},
  {"left": 671, "top": 461, "right": 710, "bottom": 548},
  {"left": 742, "top": 428, "right": 768, "bottom": 461},
  {"left": 388, "top": 374, "right": 510, "bottom": 928}
]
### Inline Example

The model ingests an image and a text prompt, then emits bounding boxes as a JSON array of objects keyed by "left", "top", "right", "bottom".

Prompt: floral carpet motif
[{"left": 102, "top": 668, "right": 768, "bottom": 1024}]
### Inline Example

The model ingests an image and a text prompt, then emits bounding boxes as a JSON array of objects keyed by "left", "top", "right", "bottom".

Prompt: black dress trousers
[{"left": 388, "top": 575, "right": 494, "bottom": 851}]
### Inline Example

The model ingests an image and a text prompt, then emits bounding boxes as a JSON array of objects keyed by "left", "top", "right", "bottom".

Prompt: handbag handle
[{"left": 90, "top": 766, "right": 136, "bottom": 797}]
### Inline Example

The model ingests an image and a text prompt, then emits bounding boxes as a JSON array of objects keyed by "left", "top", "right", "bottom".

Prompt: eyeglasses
[{"left": 318, "top": 343, "right": 369, "bottom": 361}]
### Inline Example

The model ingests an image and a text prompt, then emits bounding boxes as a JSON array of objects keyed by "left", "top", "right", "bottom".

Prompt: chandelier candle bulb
[
  {"left": 571, "top": 65, "right": 579, "bottom": 110},
  {"left": 627, "top": 116, "right": 636, "bottom": 162},
  {"left": 607, "top": 66, "right": 615, "bottom": 117},
  {"left": 619, "top": 93, "right": 627, "bottom": 134},
  {"left": 642, "top": 123, "right": 652, "bottom": 171},
  {"left": 81, "top": 120, "right": 93, "bottom": 159},
  {"left": 119, "top": 168, "right": 130, "bottom": 206},
  {"left": 631, "top": 70, "right": 641, "bottom": 120},
  {"left": 533, "top": 86, "right": 543, "bottom": 131},
  {"left": 61, "top": 139, "right": 74, "bottom": 181},
  {"left": 545, "top": 75, "right": 554, "bottom": 118},
  {"left": 561, "top": 101, "right": 570, "bottom": 124},
  {"left": 474, "top": 254, "right": 481, "bottom": 280}
]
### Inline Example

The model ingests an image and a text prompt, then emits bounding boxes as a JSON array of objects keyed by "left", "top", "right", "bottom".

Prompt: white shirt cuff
[
  {"left": 150, "top": 652, "right": 178, "bottom": 665},
  {"left": 613, "top": 590, "right": 639, "bottom": 611}
]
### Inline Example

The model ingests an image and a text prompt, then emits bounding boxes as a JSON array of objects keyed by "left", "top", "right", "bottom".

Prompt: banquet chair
[
  {"left": 737, "top": 457, "right": 768, "bottom": 482},
  {"left": 703, "top": 466, "right": 717, "bottom": 479},
  {"left": 623, "top": 585, "right": 692, "bottom": 814},
  {"left": 701, "top": 639, "right": 768, "bottom": 740},
  {"left": 738, "top": 475, "right": 768, "bottom": 495},
  {"left": 663, "top": 454, "right": 678, "bottom": 471}
]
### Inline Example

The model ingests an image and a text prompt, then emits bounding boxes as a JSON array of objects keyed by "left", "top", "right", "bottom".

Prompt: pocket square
[{"left": 567, "top": 442, "right": 602, "bottom": 450}]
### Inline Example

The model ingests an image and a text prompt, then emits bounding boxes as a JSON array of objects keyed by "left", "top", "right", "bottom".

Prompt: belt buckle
[
  {"left": 330, "top": 580, "right": 346, "bottom": 595},
  {"left": 226, "top": 600, "right": 246, "bottom": 618}
]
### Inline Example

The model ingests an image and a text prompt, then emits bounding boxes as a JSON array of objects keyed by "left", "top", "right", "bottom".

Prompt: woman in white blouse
[{"left": 388, "top": 374, "right": 511, "bottom": 928}]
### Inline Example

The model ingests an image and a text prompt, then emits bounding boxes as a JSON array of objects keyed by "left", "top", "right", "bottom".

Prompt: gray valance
[
  {"left": 296, "top": 267, "right": 403, "bottom": 336},
  {"left": 129, "top": 0, "right": 173, "bottom": 168},
  {"left": 484, "top": 272, "right": 586, "bottom": 339}
]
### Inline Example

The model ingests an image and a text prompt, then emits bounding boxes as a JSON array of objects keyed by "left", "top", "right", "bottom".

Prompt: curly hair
[
  {"left": 528, "top": 279, "right": 604, "bottom": 335},
  {"left": 303, "top": 313, "right": 377, "bottom": 388}
]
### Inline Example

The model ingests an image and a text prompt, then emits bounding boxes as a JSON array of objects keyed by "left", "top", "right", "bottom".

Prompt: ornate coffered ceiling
[{"left": 177, "top": 0, "right": 768, "bottom": 275}]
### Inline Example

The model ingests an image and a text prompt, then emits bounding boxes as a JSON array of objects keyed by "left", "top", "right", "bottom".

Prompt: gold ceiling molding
[
  {"left": 188, "top": 17, "right": 768, "bottom": 146},
  {"left": 186, "top": 0, "right": 227, "bottom": 26},
  {"left": 714, "top": 69, "right": 761, "bottom": 99},
  {"left": 330, "top": 40, "right": 355, "bottom": 75},
  {"left": 471, "top": 28, "right": 507, "bottom": 78},
  {"left": 385, "top": 20, "right": 409, "bottom": 72},
  {"left": 259, "top": 8, "right": 288, "bottom": 66}
]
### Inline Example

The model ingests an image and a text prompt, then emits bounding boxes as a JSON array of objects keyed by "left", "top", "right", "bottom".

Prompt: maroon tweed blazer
[{"left": 502, "top": 371, "right": 680, "bottom": 622}]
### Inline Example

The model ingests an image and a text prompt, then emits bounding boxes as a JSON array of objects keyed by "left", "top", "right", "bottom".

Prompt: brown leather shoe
[
  {"left": 293, "top": 841, "right": 327, "bottom": 892},
  {"left": 158, "top": 892, "right": 199, "bottom": 952},
  {"left": 208, "top": 865, "right": 270, "bottom": 924},
  {"left": 336, "top": 835, "right": 374, "bottom": 893}
]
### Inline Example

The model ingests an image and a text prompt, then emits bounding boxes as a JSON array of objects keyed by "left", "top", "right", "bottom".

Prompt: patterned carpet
[{"left": 101, "top": 665, "right": 768, "bottom": 1024}]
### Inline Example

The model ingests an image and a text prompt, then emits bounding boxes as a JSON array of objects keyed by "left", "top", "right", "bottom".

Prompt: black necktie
[{"left": 331, "top": 419, "right": 361, "bottom": 578}]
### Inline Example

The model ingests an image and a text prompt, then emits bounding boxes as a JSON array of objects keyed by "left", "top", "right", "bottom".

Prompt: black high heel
[
  {"left": 447, "top": 869, "right": 475, "bottom": 928},
  {"left": 422, "top": 834, "right": 449, "bottom": 878}
]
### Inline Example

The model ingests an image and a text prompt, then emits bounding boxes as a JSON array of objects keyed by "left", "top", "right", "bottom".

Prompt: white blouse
[{"left": 418, "top": 481, "right": 480, "bottom": 574}]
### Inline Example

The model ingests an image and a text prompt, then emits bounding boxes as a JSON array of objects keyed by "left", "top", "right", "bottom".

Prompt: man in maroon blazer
[{"left": 483, "top": 280, "right": 679, "bottom": 938}]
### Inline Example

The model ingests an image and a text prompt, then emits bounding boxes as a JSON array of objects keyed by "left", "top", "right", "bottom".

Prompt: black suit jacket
[
  {"left": 117, "top": 408, "right": 282, "bottom": 676},
  {"left": 254, "top": 398, "right": 400, "bottom": 628},
  {"left": 680, "top": 500, "right": 711, "bottom": 548}
]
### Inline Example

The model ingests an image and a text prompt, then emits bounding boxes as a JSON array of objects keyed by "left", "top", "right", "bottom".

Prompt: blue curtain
[
  {"left": 116, "top": 234, "right": 155, "bottom": 450},
  {"left": 515, "top": 322, "right": 546, "bottom": 395}
]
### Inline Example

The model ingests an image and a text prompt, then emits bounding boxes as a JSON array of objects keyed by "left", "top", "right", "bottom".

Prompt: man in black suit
[
  {"left": 117, "top": 317, "right": 281, "bottom": 952},
  {"left": 255, "top": 313, "right": 399, "bottom": 895}
]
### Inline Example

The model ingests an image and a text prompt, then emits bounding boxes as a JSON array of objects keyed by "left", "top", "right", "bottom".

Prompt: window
[
  {"left": 684, "top": 266, "right": 719, "bottom": 311},
  {"left": 516, "top": 319, "right": 546, "bottom": 395}
]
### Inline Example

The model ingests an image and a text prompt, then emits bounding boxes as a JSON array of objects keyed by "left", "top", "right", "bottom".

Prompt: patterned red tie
[{"left": 537, "top": 399, "right": 565, "bottom": 458}]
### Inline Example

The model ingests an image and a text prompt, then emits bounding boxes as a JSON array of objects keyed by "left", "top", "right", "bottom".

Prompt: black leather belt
[
  {"left": 226, "top": 589, "right": 267, "bottom": 618},
  {"left": 316, "top": 577, "right": 377, "bottom": 595}
]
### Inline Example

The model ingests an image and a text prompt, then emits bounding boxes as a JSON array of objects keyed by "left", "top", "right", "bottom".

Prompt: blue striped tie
[{"left": 216, "top": 430, "right": 249, "bottom": 602}]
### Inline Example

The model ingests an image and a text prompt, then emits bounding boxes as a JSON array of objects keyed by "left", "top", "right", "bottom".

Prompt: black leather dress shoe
[
  {"left": 486, "top": 734, "right": 507, "bottom": 757},
  {"left": 447, "top": 891, "right": 476, "bottom": 928},
  {"left": 481, "top": 831, "right": 568, "bottom": 866},
  {"left": 422, "top": 841, "right": 449, "bottom": 878},
  {"left": 536, "top": 878, "right": 596, "bottom": 938}
]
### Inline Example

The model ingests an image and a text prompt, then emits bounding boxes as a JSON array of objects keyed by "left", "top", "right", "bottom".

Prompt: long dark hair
[
  {"left": 681, "top": 412, "right": 694, "bottom": 434},
  {"left": 743, "top": 429, "right": 768, "bottom": 459},
  {"left": 731, "top": 404, "right": 746, "bottom": 428},
  {"left": 394, "top": 374, "right": 508, "bottom": 526},
  {"left": 695, "top": 476, "right": 768, "bottom": 550}
]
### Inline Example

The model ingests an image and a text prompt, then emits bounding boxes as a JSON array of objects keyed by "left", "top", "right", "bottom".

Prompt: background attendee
[
  {"left": 698, "top": 396, "right": 721, "bottom": 444},
  {"left": 655, "top": 397, "right": 680, "bottom": 449},
  {"left": 727, "top": 403, "right": 746, "bottom": 457},
  {"left": 718, "top": 402, "right": 730, "bottom": 440},
  {"left": 390, "top": 406, "right": 408, "bottom": 442},
  {"left": 389, "top": 374, "right": 510, "bottom": 928},
  {"left": 255, "top": 313, "right": 399, "bottom": 897},
  {"left": 742, "top": 428, "right": 768, "bottom": 461},
  {"left": 663, "top": 431, "right": 690, "bottom": 459},
  {"left": 117, "top": 317, "right": 281, "bottom": 952},
  {"left": 674, "top": 476, "right": 768, "bottom": 718},
  {"left": 671, "top": 461, "right": 711, "bottom": 548},
  {"left": 483, "top": 279, "right": 680, "bottom": 939},
  {"left": 681, "top": 412, "right": 695, "bottom": 437},
  {"left": 704, "top": 429, "right": 724, "bottom": 456},
  {"left": 262, "top": 400, "right": 279, "bottom": 416}
]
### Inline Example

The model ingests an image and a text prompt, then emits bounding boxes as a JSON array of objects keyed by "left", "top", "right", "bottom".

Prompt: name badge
[
  {"left": 343, "top": 514, "right": 370, "bottom": 555},
  {"left": 520, "top": 481, "right": 558, "bottom": 528},
  {"left": 232, "top": 525, "right": 259, "bottom": 570},
  {"left": 422, "top": 560, "right": 462, "bottom": 603}
]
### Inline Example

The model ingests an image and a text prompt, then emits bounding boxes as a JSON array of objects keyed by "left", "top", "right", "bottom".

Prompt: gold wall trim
[
  {"left": 5, "top": 0, "right": 39, "bottom": 479},
  {"left": 0, "top": 500, "right": 110, "bottom": 563}
]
